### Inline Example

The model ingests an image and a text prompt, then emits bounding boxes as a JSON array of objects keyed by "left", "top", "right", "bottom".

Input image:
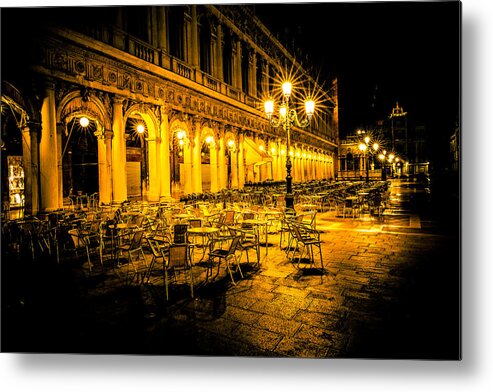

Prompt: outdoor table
[
  {"left": 187, "top": 226, "right": 219, "bottom": 263},
  {"left": 297, "top": 203, "right": 318, "bottom": 212},
  {"left": 260, "top": 209, "right": 283, "bottom": 233}
]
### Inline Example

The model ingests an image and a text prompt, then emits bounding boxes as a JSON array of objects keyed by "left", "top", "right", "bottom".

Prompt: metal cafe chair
[
  {"left": 68, "top": 227, "right": 102, "bottom": 274},
  {"left": 290, "top": 222, "right": 324, "bottom": 275},
  {"left": 207, "top": 234, "right": 243, "bottom": 285},
  {"left": 116, "top": 228, "right": 147, "bottom": 284},
  {"left": 228, "top": 226, "right": 260, "bottom": 269},
  {"left": 164, "top": 243, "right": 194, "bottom": 301},
  {"left": 143, "top": 236, "right": 170, "bottom": 284}
]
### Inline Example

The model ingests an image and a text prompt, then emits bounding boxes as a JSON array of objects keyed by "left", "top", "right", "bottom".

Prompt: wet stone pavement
[{"left": 1, "top": 179, "right": 460, "bottom": 359}]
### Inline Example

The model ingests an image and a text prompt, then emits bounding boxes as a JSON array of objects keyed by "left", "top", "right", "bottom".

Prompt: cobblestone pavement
[{"left": 1, "top": 179, "right": 460, "bottom": 359}]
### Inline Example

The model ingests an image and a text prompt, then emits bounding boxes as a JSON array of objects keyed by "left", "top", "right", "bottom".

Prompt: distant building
[{"left": 338, "top": 102, "right": 429, "bottom": 178}]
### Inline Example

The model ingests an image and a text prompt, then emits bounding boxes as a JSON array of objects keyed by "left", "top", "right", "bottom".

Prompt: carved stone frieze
[{"left": 39, "top": 35, "right": 279, "bottom": 140}]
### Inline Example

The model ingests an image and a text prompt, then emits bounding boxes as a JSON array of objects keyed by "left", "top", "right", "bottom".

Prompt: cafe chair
[
  {"left": 117, "top": 228, "right": 147, "bottom": 283},
  {"left": 164, "top": 243, "right": 194, "bottom": 301},
  {"left": 207, "top": 235, "right": 243, "bottom": 285},
  {"left": 144, "top": 236, "right": 170, "bottom": 284},
  {"left": 68, "top": 227, "right": 103, "bottom": 274},
  {"left": 290, "top": 223, "right": 324, "bottom": 275},
  {"left": 172, "top": 223, "right": 189, "bottom": 244},
  {"left": 228, "top": 226, "right": 260, "bottom": 269}
]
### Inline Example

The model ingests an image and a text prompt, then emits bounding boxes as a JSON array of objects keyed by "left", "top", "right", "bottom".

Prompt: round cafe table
[{"left": 187, "top": 226, "right": 219, "bottom": 263}]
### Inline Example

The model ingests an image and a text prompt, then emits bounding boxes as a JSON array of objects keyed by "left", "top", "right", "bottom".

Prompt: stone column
[
  {"left": 218, "top": 128, "right": 227, "bottom": 190},
  {"left": 184, "top": 9, "right": 192, "bottom": 63},
  {"left": 182, "top": 134, "right": 193, "bottom": 195},
  {"left": 147, "top": 133, "right": 159, "bottom": 202},
  {"left": 96, "top": 128, "right": 107, "bottom": 206},
  {"left": 111, "top": 96, "right": 127, "bottom": 203},
  {"left": 269, "top": 141, "right": 277, "bottom": 181},
  {"left": 21, "top": 124, "right": 38, "bottom": 215},
  {"left": 56, "top": 123, "right": 64, "bottom": 207},
  {"left": 215, "top": 22, "right": 224, "bottom": 80},
  {"left": 238, "top": 132, "right": 245, "bottom": 188},
  {"left": 236, "top": 39, "right": 242, "bottom": 90},
  {"left": 99, "top": 129, "right": 112, "bottom": 204},
  {"left": 159, "top": 106, "right": 171, "bottom": 198},
  {"left": 156, "top": 6, "right": 168, "bottom": 51},
  {"left": 190, "top": 5, "right": 199, "bottom": 68},
  {"left": 39, "top": 82, "right": 60, "bottom": 212},
  {"left": 192, "top": 118, "right": 203, "bottom": 194},
  {"left": 209, "top": 137, "right": 219, "bottom": 193},
  {"left": 230, "top": 135, "right": 238, "bottom": 189},
  {"left": 249, "top": 50, "right": 257, "bottom": 97}
]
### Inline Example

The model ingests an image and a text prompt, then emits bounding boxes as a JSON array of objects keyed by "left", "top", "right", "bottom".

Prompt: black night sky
[{"left": 254, "top": 1, "right": 460, "bottom": 167}]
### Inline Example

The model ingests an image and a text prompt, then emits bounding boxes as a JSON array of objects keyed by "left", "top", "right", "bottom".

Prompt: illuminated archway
[
  {"left": 59, "top": 93, "right": 109, "bottom": 203},
  {"left": 169, "top": 118, "right": 191, "bottom": 197},
  {"left": 123, "top": 104, "right": 160, "bottom": 201}
]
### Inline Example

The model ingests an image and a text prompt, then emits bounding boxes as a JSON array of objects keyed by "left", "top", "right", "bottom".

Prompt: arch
[
  {"left": 123, "top": 103, "right": 160, "bottom": 200},
  {"left": 123, "top": 103, "right": 159, "bottom": 140},
  {"left": 58, "top": 90, "right": 110, "bottom": 133},
  {"left": 169, "top": 118, "right": 192, "bottom": 196}
]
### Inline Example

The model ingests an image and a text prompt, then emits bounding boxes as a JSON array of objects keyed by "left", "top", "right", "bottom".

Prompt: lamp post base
[{"left": 285, "top": 193, "right": 294, "bottom": 210}]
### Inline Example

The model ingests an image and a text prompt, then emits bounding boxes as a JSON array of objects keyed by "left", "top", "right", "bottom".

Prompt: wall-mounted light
[
  {"left": 136, "top": 124, "right": 146, "bottom": 134},
  {"left": 79, "top": 117, "right": 90, "bottom": 127}
]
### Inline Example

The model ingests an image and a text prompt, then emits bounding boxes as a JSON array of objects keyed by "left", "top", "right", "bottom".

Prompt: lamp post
[
  {"left": 388, "top": 153, "right": 395, "bottom": 178},
  {"left": 263, "top": 81, "right": 314, "bottom": 210},
  {"left": 358, "top": 135, "right": 379, "bottom": 183},
  {"left": 378, "top": 151, "right": 387, "bottom": 181}
]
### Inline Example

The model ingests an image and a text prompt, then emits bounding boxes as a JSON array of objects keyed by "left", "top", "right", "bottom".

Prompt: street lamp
[
  {"left": 378, "top": 151, "right": 387, "bottom": 181},
  {"left": 263, "top": 81, "right": 315, "bottom": 209},
  {"left": 358, "top": 136, "right": 379, "bottom": 183}
]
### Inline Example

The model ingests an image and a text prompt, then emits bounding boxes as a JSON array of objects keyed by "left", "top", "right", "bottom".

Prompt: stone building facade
[{"left": 1, "top": 5, "right": 338, "bottom": 215}]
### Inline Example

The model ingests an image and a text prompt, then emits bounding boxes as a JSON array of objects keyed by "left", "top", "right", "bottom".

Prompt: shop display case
[{"left": 7, "top": 156, "right": 24, "bottom": 208}]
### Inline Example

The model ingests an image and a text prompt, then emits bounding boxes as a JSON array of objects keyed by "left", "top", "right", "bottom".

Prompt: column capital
[{"left": 112, "top": 95, "right": 125, "bottom": 105}]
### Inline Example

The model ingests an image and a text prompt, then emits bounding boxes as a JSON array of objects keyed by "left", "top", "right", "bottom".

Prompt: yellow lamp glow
[
  {"left": 279, "top": 105, "right": 287, "bottom": 118},
  {"left": 378, "top": 154, "right": 385, "bottom": 161},
  {"left": 137, "top": 124, "right": 145, "bottom": 134},
  {"left": 359, "top": 143, "right": 367, "bottom": 151},
  {"left": 373, "top": 143, "right": 379, "bottom": 151},
  {"left": 282, "top": 81, "right": 292, "bottom": 98},
  {"left": 79, "top": 117, "right": 89, "bottom": 127},
  {"left": 364, "top": 136, "right": 370, "bottom": 144},
  {"left": 177, "top": 130, "right": 186, "bottom": 140},
  {"left": 205, "top": 135, "right": 214, "bottom": 144},
  {"left": 264, "top": 99, "right": 274, "bottom": 119},
  {"left": 305, "top": 100, "right": 315, "bottom": 120}
]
